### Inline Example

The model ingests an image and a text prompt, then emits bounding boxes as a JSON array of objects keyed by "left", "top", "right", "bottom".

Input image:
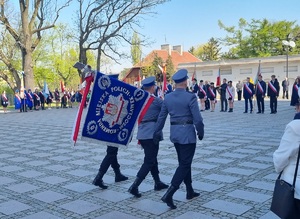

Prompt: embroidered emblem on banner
[{"left": 80, "top": 72, "right": 149, "bottom": 147}]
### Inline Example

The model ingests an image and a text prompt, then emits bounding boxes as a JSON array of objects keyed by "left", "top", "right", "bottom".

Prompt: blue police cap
[
  {"left": 141, "top": 76, "right": 156, "bottom": 87},
  {"left": 108, "top": 74, "right": 119, "bottom": 79},
  {"left": 15, "top": 89, "right": 19, "bottom": 93},
  {"left": 172, "top": 69, "right": 189, "bottom": 83}
]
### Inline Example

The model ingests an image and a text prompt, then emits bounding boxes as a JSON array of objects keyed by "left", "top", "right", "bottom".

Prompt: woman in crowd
[{"left": 1, "top": 90, "right": 9, "bottom": 113}]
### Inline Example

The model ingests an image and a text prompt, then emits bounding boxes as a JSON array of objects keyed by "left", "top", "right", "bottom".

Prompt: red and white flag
[
  {"left": 216, "top": 68, "right": 221, "bottom": 87},
  {"left": 158, "top": 65, "right": 167, "bottom": 92}
]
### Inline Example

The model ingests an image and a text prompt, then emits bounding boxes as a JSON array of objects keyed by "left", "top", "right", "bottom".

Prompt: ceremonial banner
[
  {"left": 216, "top": 68, "right": 221, "bottom": 87},
  {"left": 43, "top": 81, "right": 50, "bottom": 99},
  {"left": 80, "top": 72, "right": 149, "bottom": 147}
]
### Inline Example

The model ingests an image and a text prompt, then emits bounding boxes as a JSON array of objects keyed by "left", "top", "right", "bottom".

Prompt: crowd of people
[
  {"left": 187, "top": 75, "right": 300, "bottom": 114},
  {"left": 0, "top": 87, "right": 85, "bottom": 113}
]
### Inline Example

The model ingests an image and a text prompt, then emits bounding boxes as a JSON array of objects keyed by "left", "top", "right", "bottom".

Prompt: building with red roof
[{"left": 122, "top": 44, "right": 201, "bottom": 85}]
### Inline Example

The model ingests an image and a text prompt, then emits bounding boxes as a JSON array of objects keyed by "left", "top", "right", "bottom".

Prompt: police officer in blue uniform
[
  {"left": 93, "top": 74, "right": 128, "bottom": 189},
  {"left": 255, "top": 74, "right": 266, "bottom": 114},
  {"left": 153, "top": 69, "right": 204, "bottom": 209},
  {"left": 128, "top": 76, "right": 168, "bottom": 197}
]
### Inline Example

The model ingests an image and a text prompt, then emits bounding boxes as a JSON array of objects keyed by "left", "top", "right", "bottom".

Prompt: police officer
[
  {"left": 153, "top": 69, "right": 204, "bottom": 209},
  {"left": 255, "top": 74, "right": 266, "bottom": 114},
  {"left": 243, "top": 77, "right": 254, "bottom": 113},
  {"left": 92, "top": 74, "right": 128, "bottom": 189},
  {"left": 267, "top": 75, "right": 280, "bottom": 114},
  {"left": 128, "top": 76, "right": 168, "bottom": 197}
]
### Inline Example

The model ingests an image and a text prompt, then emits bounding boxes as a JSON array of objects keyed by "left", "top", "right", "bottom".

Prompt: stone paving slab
[{"left": 0, "top": 100, "right": 296, "bottom": 218}]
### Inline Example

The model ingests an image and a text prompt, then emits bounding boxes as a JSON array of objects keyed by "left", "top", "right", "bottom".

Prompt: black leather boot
[
  {"left": 161, "top": 185, "right": 177, "bottom": 209},
  {"left": 114, "top": 168, "right": 128, "bottom": 182},
  {"left": 154, "top": 181, "right": 169, "bottom": 191},
  {"left": 92, "top": 171, "right": 108, "bottom": 189},
  {"left": 153, "top": 174, "right": 169, "bottom": 191},
  {"left": 128, "top": 177, "right": 143, "bottom": 198},
  {"left": 186, "top": 184, "right": 200, "bottom": 200}
]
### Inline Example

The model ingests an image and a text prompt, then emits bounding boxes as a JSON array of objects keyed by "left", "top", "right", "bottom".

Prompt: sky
[{"left": 60, "top": 0, "right": 300, "bottom": 73}]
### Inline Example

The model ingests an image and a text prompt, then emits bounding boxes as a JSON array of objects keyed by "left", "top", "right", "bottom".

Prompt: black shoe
[
  {"left": 161, "top": 185, "right": 178, "bottom": 209},
  {"left": 186, "top": 191, "right": 200, "bottom": 200},
  {"left": 186, "top": 184, "right": 200, "bottom": 200},
  {"left": 128, "top": 178, "right": 142, "bottom": 198},
  {"left": 274, "top": 111, "right": 277, "bottom": 114},
  {"left": 250, "top": 111, "right": 253, "bottom": 114},
  {"left": 114, "top": 169, "right": 128, "bottom": 182},
  {"left": 243, "top": 111, "right": 247, "bottom": 113},
  {"left": 270, "top": 112, "right": 274, "bottom": 114},
  {"left": 93, "top": 172, "right": 108, "bottom": 189},
  {"left": 115, "top": 173, "right": 128, "bottom": 182},
  {"left": 220, "top": 110, "right": 224, "bottom": 112},
  {"left": 154, "top": 181, "right": 169, "bottom": 191},
  {"left": 256, "top": 112, "right": 261, "bottom": 114}
]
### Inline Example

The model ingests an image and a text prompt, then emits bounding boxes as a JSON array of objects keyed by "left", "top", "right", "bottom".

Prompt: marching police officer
[
  {"left": 92, "top": 74, "right": 128, "bottom": 189},
  {"left": 153, "top": 69, "right": 204, "bottom": 209},
  {"left": 255, "top": 74, "right": 266, "bottom": 114},
  {"left": 128, "top": 76, "right": 168, "bottom": 197},
  {"left": 267, "top": 75, "right": 280, "bottom": 114}
]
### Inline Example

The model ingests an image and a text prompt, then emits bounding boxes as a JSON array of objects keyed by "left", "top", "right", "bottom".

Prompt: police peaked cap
[
  {"left": 172, "top": 69, "right": 189, "bottom": 83},
  {"left": 141, "top": 76, "right": 156, "bottom": 87}
]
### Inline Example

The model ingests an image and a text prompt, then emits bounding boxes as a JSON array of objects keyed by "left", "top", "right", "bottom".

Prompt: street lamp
[{"left": 282, "top": 33, "right": 296, "bottom": 78}]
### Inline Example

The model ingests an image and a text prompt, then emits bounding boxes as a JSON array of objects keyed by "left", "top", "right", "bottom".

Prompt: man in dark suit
[
  {"left": 267, "top": 75, "right": 280, "bottom": 114},
  {"left": 191, "top": 78, "right": 199, "bottom": 94},
  {"left": 153, "top": 69, "right": 204, "bottom": 209},
  {"left": 255, "top": 74, "right": 266, "bottom": 114},
  {"left": 166, "top": 82, "right": 173, "bottom": 94},
  {"left": 219, "top": 78, "right": 228, "bottom": 112},
  {"left": 243, "top": 77, "right": 254, "bottom": 113}
]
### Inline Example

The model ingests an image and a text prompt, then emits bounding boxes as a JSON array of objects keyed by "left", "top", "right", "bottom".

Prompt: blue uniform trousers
[
  {"left": 99, "top": 146, "right": 120, "bottom": 173},
  {"left": 171, "top": 143, "right": 196, "bottom": 188},
  {"left": 137, "top": 139, "right": 159, "bottom": 180}
]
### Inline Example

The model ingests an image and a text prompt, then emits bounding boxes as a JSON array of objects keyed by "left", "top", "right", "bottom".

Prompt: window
[
  {"left": 220, "top": 68, "right": 232, "bottom": 75},
  {"left": 261, "top": 67, "right": 274, "bottom": 74},
  {"left": 284, "top": 66, "right": 298, "bottom": 72},
  {"left": 202, "top": 70, "right": 213, "bottom": 76},
  {"left": 240, "top": 68, "right": 252, "bottom": 74}
]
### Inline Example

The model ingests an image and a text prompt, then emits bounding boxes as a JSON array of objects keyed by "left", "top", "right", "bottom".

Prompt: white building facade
[{"left": 179, "top": 55, "right": 300, "bottom": 95}]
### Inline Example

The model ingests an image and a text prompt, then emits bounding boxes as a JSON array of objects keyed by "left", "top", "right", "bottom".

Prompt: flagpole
[{"left": 253, "top": 60, "right": 261, "bottom": 111}]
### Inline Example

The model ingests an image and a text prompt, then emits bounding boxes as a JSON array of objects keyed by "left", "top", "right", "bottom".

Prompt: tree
[
  {"left": 76, "top": 0, "right": 169, "bottom": 81},
  {"left": 131, "top": 31, "right": 141, "bottom": 65},
  {"left": 202, "top": 37, "right": 221, "bottom": 61},
  {"left": 0, "top": 29, "right": 22, "bottom": 90},
  {"left": 188, "top": 44, "right": 205, "bottom": 60},
  {"left": 218, "top": 18, "right": 300, "bottom": 59},
  {"left": 0, "top": 0, "right": 71, "bottom": 90},
  {"left": 165, "top": 55, "right": 175, "bottom": 81}
]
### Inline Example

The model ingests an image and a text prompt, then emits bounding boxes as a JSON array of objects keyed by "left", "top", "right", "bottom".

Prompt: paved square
[{"left": 0, "top": 100, "right": 293, "bottom": 218}]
